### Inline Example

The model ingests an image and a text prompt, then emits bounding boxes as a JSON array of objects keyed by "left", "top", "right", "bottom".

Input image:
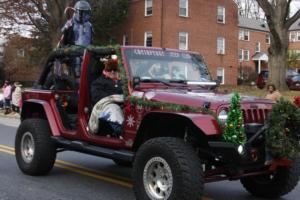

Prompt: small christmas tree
[{"left": 223, "top": 93, "right": 246, "bottom": 145}]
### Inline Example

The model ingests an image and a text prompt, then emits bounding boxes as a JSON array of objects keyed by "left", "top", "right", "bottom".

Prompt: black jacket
[{"left": 91, "top": 76, "right": 123, "bottom": 105}]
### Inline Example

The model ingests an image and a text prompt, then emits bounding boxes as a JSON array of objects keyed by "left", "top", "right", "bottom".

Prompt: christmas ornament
[{"left": 222, "top": 93, "right": 246, "bottom": 145}]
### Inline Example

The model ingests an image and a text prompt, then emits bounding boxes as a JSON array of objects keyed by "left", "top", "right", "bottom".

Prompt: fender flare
[
  {"left": 133, "top": 112, "right": 221, "bottom": 150},
  {"left": 21, "top": 100, "right": 60, "bottom": 136}
]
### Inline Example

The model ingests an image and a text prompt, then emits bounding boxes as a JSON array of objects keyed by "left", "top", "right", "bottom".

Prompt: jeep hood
[{"left": 134, "top": 89, "right": 273, "bottom": 110}]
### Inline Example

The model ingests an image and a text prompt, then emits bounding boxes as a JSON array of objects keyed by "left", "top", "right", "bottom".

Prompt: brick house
[
  {"left": 238, "top": 17, "right": 270, "bottom": 79},
  {"left": 3, "top": 35, "right": 40, "bottom": 82},
  {"left": 288, "top": 18, "right": 300, "bottom": 73},
  {"left": 238, "top": 17, "right": 300, "bottom": 79},
  {"left": 114, "top": 0, "right": 239, "bottom": 85}
]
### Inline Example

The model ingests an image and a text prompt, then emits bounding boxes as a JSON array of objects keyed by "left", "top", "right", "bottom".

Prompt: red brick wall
[{"left": 115, "top": 0, "right": 239, "bottom": 85}]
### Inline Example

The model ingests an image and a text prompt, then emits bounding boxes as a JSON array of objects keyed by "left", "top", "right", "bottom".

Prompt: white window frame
[
  {"left": 239, "top": 29, "right": 250, "bottom": 41},
  {"left": 145, "top": 0, "right": 153, "bottom": 16},
  {"left": 290, "top": 32, "right": 296, "bottom": 42},
  {"left": 144, "top": 31, "right": 153, "bottom": 47},
  {"left": 217, "top": 67, "right": 225, "bottom": 85},
  {"left": 17, "top": 49, "right": 25, "bottom": 57},
  {"left": 266, "top": 33, "right": 270, "bottom": 44},
  {"left": 255, "top": 42, "right": 261, "bottom": 52},
  {"left": 296, "top": 32, "right": 300, "bottom": 41},
  {"left": 179, "top": 0, "right": 189, "bottom": 17},
  {"left": 243, "top": 49, "right": 250, "bottom": 61},
  {"left": 239, "top": 49, "right": 243, "bottom": 61},
  {"left": 217, "top": 6, "right": 225, "bottom": 24},
  {"left": 123, "top": 35, "right": 129, "bottom": 46},
  {"left": 217, "top": 37, "right": 225, "bottom": 55},
  {"left": 179, "top": 32, "right": 188, "bottom": 50}
]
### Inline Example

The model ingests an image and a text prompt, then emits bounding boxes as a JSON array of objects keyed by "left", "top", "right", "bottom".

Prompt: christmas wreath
[{"left": 265, "top": 99, "right": 300, "bottom": 159}]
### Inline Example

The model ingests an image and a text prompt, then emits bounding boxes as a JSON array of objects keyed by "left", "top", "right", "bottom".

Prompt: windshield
[{"left": 124, "top": 49, "right": 213, "bottom": 83}]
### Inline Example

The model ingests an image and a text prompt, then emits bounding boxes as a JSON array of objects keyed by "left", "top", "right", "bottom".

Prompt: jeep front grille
[{"left": 242, "top": 109, "right": 270, "bottom": 123}]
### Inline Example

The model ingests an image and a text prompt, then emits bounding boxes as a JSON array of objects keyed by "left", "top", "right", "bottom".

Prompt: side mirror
[{"left": 133, "top": 77, "right": 141, "bottom": 89}]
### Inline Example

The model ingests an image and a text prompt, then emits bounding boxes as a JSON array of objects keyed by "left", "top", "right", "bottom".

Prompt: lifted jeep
[{"left": 15, "top": 46, "right": 300, "bottom": 200}]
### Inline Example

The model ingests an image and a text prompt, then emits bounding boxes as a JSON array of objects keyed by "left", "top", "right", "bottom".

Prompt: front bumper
[{"left": 207, "top": 124, "right": 266, "bottom": 167}]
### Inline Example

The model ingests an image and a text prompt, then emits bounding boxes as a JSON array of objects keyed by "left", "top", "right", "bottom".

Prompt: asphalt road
[{"left": 0, "top": 116, "right": 300, "bottom": 200}]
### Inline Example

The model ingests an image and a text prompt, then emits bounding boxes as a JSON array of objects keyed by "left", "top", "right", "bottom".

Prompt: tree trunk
[
  {"left": 267, "top": 18, "right": 289, "bottom": 91},
  {"left": 268, "top": 49, "right": 288, "bottom": 91}
]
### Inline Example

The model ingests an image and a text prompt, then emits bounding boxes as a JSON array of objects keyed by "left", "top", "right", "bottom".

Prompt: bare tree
[
  {"left": 234, "top": 0, "right": 264, "bottom": 19},
  {"left": 256, "top": 0, "right": 300, "bottom": 90},
  {"left": 0, "top": 0, "right": 128, "bottom": 47}
]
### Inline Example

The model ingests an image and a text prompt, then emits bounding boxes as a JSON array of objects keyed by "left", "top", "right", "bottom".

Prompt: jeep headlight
[{"left": 218, "top": 109, "right": 228, "bottom": 124}]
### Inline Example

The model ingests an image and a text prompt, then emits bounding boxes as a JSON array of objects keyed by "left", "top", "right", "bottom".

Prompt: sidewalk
[{"left": 0, "top": 109, "right": 20, "bottom": 119}]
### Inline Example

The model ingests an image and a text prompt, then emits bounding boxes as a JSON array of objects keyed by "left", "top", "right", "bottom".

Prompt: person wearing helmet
[
  {"left": 57, "top": 1, "right": 93, "bottom": 87},
  {"left": 58, "top": 0, "right": 93, "bottom": 47}
]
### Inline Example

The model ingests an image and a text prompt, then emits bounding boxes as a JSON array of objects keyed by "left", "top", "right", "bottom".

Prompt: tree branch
[{"left": 286, "top": 9, "right": 300, "bottom": 28}]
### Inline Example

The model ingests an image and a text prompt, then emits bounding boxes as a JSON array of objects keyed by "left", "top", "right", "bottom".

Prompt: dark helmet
[{"left": 74, "top": 1, "right": 91, "bottom": 23}]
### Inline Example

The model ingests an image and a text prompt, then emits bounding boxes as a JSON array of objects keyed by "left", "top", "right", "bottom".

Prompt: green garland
[
  {"left": 266, "top": 99, "right": 300, "bottom": 159},
  {"left": 129, "top": 96, "right": 217, "bottom": 114},
  {"left": 223, "top": 93, "right": 246, "bottom": 145}
]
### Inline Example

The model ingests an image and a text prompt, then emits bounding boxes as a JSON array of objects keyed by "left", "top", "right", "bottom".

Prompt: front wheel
[
  {"left": 133, "top": 137, "right": 204, "bottom": 200},
  {"left": 241, "top": 158, "right": 300, "bottom": 198},
  {"left": 15, "top": 119, "right": 57, "bottom": 175}
]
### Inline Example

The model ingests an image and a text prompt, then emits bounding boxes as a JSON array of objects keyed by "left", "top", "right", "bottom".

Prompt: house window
[
  {"left": 297, "top": 32, "right": 300, "bottom": 41},
  {"left": 179, "top": 32, "right": 188, "bottom": 50},
  {"left": 144, "top": 32, "right": 153, "bottom": 47},
  {"left": 239, "top": 49, "right": 243, "bottom": 61},
  {"left": 17, "top": 49, "right": 25, "bottom": 57},
  {"left": 266, "top": 34, "right": 270, "bottom": 44},
  {"left": 255, "top": 42, "right": 261, "bottom": 52},
  {"left": 217, "top": 37, "right": 225, "bottom": 54},
  {"left": 179, "top": 0, "right": 188, "bottom": 17},
  {"left": 123, "top": 35, "right": 129, "bottom": 46},
  {"left": 243, "top": 49, "right": 250, "bottom": 61},
  {"left": 145, "top": 0, "right": 153, "bottom": 16},
  {"left": 239, "top": 29, "right": 250, "bottom": 41},
  {"left": 290, "top": 32, "right": 296, "bottom": 42},
  {"left": 239, "top": 49, "right": 249, "bottom": 61},
  {"left": 217, "top": 67, "right": 225, "bottom": 84},
  {"left": 217, "top": 6, "right": 225, "bottom": 23}
]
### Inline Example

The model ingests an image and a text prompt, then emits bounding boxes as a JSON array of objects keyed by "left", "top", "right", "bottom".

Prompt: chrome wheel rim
[
  {"left": 21, "top": 132, "right": 35, "bottom": 163},
  {"left": 143, "top": 157, "right": 173, "bottom": 200}
]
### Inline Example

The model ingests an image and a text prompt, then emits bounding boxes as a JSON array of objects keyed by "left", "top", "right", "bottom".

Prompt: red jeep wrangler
[{"left": 15, "top": 46, "right": 300, "bottom": 200}]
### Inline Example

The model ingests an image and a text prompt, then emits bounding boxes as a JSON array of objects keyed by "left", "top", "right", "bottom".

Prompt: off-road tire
[
  {"left": 15, "top": 119, "right": 57, "bottom": 175},
  {"left": 113, "top": 159, "right": 132, "bottom": 167},
  {"left": 133, "top": 137, "right": 204, "bottom": 200},
  {"left": 241, "top": 158, "right": 300, "bottom": 198}
]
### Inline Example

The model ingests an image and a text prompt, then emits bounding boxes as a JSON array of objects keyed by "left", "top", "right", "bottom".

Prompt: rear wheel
[
  {"left": 241, "top": 158, "right": 300, "bottom": 198},
  {"left": 15, "top": 119, "right": 57, "bottom": 175},
  {"left": 133, "top": 137, "right": 204, "bottom": 200}
]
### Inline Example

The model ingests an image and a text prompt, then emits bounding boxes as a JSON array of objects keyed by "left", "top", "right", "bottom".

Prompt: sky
[{"left": 291, "top": 1, "right": 300, "bottom": 15}]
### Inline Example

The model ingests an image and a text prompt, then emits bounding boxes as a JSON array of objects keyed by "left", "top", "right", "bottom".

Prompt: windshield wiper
[
  {"left": 169, "top": 79, "right": 187, "bottom": 84},
  {"left": 140, "top": 78, "right": 172, "bottom": 86}
]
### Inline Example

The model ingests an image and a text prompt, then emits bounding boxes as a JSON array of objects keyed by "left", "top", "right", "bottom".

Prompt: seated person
[
  {"left": 265, "top": 84, "right": 282, "bottom": 102},
  {"left": 171, "top": 66, "right": 185, "bottom": 80},
  {"left": 88, "top": 57, "right": 124, "bottom": 137},
  {"left": 148, "top": 63, "right": 171, "bottom": 79}
]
